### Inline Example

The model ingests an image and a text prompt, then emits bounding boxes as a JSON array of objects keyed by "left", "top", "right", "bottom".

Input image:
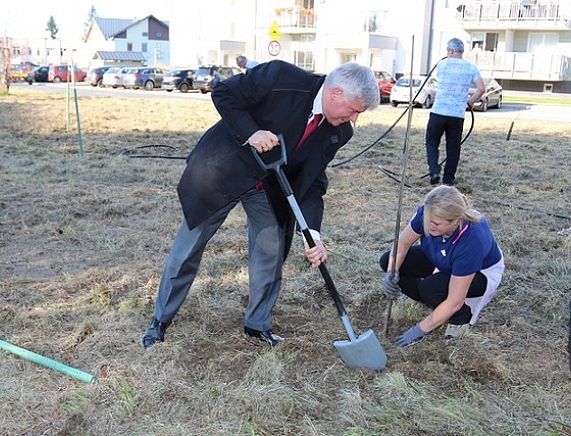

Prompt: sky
[{"left": 2, "top": 0, "right": 174, "bottom": 40}]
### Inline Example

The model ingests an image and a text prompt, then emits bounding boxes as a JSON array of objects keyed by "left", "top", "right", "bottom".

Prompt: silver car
[
  {"left": 390, "top": 75, "right": 438, "bottom": 108},
  {"left": 101, "top": 67, "right": 130, "bottom": 88},
  {"left": 470, "top": 78, "right": 503, "bottom": 111}
]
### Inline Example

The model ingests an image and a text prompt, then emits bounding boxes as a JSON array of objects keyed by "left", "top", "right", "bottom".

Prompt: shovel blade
[{"left": 333, "top": 329, "right": 387, "bottom": 371}]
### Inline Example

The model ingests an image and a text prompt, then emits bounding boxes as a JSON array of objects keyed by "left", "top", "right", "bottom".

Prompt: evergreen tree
[{"left": 46, "top": 16, "right": 59, "bottom": 40}]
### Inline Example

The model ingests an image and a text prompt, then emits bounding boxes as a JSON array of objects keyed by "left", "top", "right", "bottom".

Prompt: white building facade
[{"left": 169, "top": 0, "right": 467, "bottom": 77}]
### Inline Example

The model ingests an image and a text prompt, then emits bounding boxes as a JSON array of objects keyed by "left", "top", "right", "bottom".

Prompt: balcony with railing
[
  {"left": 458, "top": 1, "right": 571, "bottom": 30},
  {"left": 464, "top": 51, "right": 570, "bottom": 80},
  {"left": 275, "top": 7, "right": 316, "bottom": 33}
]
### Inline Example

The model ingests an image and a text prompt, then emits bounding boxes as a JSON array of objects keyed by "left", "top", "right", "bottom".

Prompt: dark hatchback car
[
  {"left": 87, "top": 66, "right": 111, "bottom": 87},
  {"left": 123, "top": 67, "right": 165, "bottom": 90},
  {"left": 163, "top": 68, "right": 195, "bottom": 93},
  {"left": 192, "top": 66, "right": 242, "bottom": 93},
  {"left": 26, "top": 66, "right": 49, "bottom": 84}
]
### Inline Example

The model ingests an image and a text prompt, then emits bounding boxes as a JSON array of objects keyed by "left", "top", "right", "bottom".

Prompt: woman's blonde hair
[{"left": 422, "top": 185, "right": 481, "bottom": 235}]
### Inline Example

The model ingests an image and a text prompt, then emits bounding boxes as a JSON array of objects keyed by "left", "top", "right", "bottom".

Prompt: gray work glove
[
  {"left": 382, "top": 270, "right": 401, "bottom": 300},
  {"left": 393, "top": 323, "right": 426, "bottom": 347}
]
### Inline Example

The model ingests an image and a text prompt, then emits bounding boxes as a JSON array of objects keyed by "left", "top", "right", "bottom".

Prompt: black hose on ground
[{"left": 331, "top": 57, "right": 446, "bottom": 169}]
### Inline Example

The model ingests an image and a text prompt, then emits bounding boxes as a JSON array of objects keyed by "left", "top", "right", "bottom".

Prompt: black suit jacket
[{"left": 177, "top": 60, "right": 353, "bottom": 250}]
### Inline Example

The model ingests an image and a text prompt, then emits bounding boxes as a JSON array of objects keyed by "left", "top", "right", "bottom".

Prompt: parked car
[
  {"left": 469, "top": 77, "right": 502, "bottom": 111},
  {"left": 101, "top": 67, "right": 130, "bottom": 88},
  {"left": 390, "top": 75, "right": 438, "bottom": 108},
  {"left": 48, "top": 65, "right": 87, "bottom": 83},
  {"left": 10, "top": 63, "right": 37, "bottom": 81},
  {"left": 26, "top": 66, "right": 50, "bottom": 84},
  {"left": 373, "top": 70, "right": 396, "bottom": 103},
  {"left": 122, "top": 67, "right": 164, "bottom": 90},
  {"left": 192, "top": 66, "right": 242, "bottom": 94},
  {"left": 86, "top": 66, "right": 111, "bottom": 87},
  {"left": 163, "top": 68, "right": 195, "bottom": 93}
]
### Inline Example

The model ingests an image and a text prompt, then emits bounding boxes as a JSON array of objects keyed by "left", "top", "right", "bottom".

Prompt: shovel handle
[
  {"left": 301, "top": 228, "right": 348, "bottom": 319},
  {"left": 280, "top": 174, "right": 348, "bottom": 319},
  {"left": 250, "top": 137, "right": 349, "bottom": 319},
  {"left": 250, "top": 133, "right": 287, "bottom": 172}
]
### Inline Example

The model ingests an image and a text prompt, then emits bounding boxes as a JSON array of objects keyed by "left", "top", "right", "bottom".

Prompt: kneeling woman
[{"left": 380, "top": 185, "right": 504, "bottom": 346}]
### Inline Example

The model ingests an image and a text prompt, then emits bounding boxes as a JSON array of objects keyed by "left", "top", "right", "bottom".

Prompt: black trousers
[
  {"left": 380, "top": 246, "right": 487, "bottom": 324},
  {"left": 425, "top": 112, "right": 465, "bottom": 184}
]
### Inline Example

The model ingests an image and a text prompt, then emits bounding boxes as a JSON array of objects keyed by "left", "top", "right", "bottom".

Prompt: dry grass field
[{"left": 1, "top": 87, "right": 570, "bottom": 436}]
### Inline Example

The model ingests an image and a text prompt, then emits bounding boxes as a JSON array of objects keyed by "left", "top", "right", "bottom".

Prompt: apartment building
[
  {"left": 169, "top": 0, "right": 465, "bottom": 77},
  {"left": 458, "top": 0, "right": 571, "bottom": 92},
  {"left": 5, "top": 37, "right": 80, "bottom": 67},
  {"left": 169, "top": 0, "right": 570, "bottom": 92}
]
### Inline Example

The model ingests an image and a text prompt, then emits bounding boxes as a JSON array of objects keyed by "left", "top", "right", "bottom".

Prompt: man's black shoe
[
  {"left": 443, "top": 178, "right": 454, "bottom": 186},
  {"left": 244, "top": 326, "right": 283, "bottom": 347},
  {"left": 430, "top": 174, "right": 440, "bottom": 185},
  {"left": 143, "top": 318, "right": 171, "bottom": 349}
]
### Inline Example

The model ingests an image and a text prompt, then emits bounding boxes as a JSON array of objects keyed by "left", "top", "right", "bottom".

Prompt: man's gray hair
[
  {"left": 236, "top": 55, "right": 247, "bottom": 63},
  {"left": 447, "top": 38, "right": 465, "bottom": 53},
  {"left": 324, "top": 63, "right": 380, "bottom": 109}
]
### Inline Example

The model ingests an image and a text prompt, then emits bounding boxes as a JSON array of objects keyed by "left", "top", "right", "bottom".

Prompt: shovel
[{"left": 251, "top": 136, "right": 387, "bottom": 371}]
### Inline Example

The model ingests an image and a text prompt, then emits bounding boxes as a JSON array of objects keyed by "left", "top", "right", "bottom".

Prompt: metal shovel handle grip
[
  {"left": 250, "top": 136, "right": 348, "bottom": 319},
  {"left": 250, "top": 133, "right": 287, "bottom": 172}
]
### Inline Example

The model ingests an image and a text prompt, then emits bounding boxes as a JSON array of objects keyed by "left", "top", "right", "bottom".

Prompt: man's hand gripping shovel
[{"left": 251, "top": 135, "right": 387, "bottom": 371}]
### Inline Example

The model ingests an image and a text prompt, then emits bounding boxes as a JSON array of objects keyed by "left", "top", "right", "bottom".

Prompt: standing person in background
[
  {"left": 142, "top": 60, "right": 380, "bottom": 349},
  {"left": 380, "top": 185, "right": 504, "bottom": 346},
  {"left": 425, "top": 38, "right": 485, "bottom": 186},
  {"left": 236, "top": 55, "right": 259, "bottom": 72}
]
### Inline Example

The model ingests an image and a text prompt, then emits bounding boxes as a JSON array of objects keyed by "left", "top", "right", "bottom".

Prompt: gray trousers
[{"left": 154, "top": 187, "right": 286, "bottom": 331}]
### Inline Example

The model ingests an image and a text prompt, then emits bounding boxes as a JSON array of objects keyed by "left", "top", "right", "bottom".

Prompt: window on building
[
  {"left": 292, "top": 34, "right": 316, "bottom": 43},
  {"left": 293, "top": 51, "right": 314, "bottom": 71},
  {"left": 142, "top": 32, "right": 148, "bottom": 37},
  {"left": 127, "top": 42, "right": 133, "bottom": 51},
  {"left": 528, "top": 32, "right": 558, "bottom": 53},
  {"left": 341, "top": 53, "right": 357, "bottom": 64},
  {"left": 142, "top": 43, "right": 148, "bottom": 52}
]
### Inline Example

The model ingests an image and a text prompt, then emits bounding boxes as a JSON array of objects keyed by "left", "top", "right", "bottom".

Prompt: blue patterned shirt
[{"left": 431, "top": 58, "right": 481, "bottom": 119}]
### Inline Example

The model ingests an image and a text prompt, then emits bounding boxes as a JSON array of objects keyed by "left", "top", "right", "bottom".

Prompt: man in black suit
[{"left": 143, "top": 60, "right": 380, "bottom": 348}]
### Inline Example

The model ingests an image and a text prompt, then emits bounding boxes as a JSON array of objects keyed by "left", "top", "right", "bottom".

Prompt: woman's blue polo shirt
[{"left": 410, "top": 206, "right": 502, "bottom": 276}]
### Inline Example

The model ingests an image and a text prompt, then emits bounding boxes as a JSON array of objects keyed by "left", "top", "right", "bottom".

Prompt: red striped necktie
[{"left": 296, "top": 113, "right": 323, "bottom": 149}]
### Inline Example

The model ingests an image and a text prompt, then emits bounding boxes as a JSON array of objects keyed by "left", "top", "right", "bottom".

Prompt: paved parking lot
[{"left": 11, "top": 82, "right": 571, "bottom": 122}]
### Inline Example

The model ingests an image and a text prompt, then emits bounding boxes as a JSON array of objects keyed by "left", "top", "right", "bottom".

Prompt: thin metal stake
[
  {"left": 71, "top": 57, "right": 84, "bottom": 157},
  {"left": 384, "top": 35, "right": 416, "bottom": 337}
]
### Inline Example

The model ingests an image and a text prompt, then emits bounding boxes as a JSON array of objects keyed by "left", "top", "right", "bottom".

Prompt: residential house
[
  {"left": 458, "top": 0, "right": 571, "bottom": 92},
  {"left": 80, "top": 15, "right": 170, "bottom": 70}
]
